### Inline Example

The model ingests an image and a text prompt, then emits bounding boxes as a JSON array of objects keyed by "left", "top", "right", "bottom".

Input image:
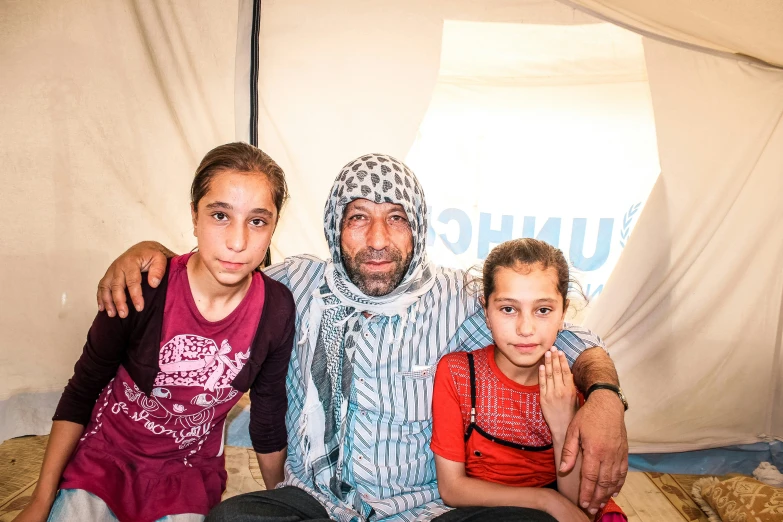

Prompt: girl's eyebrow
[
  {"left": 205, "top": 201, "right": 273, "bottom": 217},
  {"left": 492, "top": 296, "right": 558, "bottom": 304},
  {"left": 249, "top": 208, "right": 274, "bottom": 217}
]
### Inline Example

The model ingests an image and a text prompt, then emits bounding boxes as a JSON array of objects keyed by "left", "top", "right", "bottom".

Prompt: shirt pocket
[{"left": 392, "top": 365, "right": 436, "bottom": 423}]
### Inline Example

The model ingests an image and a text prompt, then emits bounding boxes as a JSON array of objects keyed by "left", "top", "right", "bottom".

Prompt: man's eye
[
  {"left": 390, "top": 215, "right": 410, "bottom": 226},
  {"left": 250, "top": 218, "right": 267, "bottom": 227},
  {"left": 537, "top": 307, "right": 552, "bottom": 315},
  {"left": 500, "top": 306, "right": 515, "bottom": 314},
  {"left": 212, "top": 212, "right": 228, "bottom": 221}
]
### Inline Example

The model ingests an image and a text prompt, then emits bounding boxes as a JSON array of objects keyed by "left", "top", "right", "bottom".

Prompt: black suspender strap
[
  {"left": 462, "top": 351, "right": 553, "bottom": 452},
  {"left": 467, "top": 352, "right": 477, "bottom": 424}
]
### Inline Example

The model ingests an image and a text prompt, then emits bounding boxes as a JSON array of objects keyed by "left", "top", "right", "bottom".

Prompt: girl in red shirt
[
  {"left": 431, "top": 238, "right": 626, "bottom": 522},
  {"left": 15, "top": 143, "right": 295, "bottom": 522}
]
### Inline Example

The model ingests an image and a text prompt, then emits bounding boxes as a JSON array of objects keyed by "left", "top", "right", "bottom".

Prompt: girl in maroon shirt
[{"left": 15, "top": 143, "right": 296, "bottom": 522}]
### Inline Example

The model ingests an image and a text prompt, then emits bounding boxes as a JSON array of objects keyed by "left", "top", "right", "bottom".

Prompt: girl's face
[
  {"left": 484, "top": 263, "right": 567, "bottom": 383},
  {"left": 191, "top": 169, "right": 277, "bottom": 287}
]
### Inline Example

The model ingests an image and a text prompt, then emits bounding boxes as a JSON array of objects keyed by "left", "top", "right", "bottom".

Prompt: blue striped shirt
[{"left": 265, "top": 255, "right": 604, "bottom": 522}]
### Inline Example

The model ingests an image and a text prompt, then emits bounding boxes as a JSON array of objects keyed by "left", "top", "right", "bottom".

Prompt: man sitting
[{"left": 98, "top": 153, "right": 628, "bottom": 521}]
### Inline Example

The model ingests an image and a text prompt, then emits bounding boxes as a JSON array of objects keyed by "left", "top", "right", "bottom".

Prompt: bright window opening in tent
[{"left": 407, "top": 20, "right": 660, "bottom": 308}]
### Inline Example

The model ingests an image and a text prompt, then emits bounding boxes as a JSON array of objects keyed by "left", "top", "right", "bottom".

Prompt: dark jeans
[
  {"left": 207, "top": 486, "right": 557, "bottom": 522},
  {"left": 206, "top": 487, "right": 330, "bottom": 522},
  {"left": 432, "top": 506, "right": 557, "bottom": 522}
]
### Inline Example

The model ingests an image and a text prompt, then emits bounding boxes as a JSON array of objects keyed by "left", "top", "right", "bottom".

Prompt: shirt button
[
  {"left": 474, "top": 450, "right": 482, "bottom": 457},
  {"left": 361, "top": 410, "right": 367, "bottom": 416},
  {"left": 358, "top": 455, "right": 363, "bottom": 460},
  {"left": 359, "top": 378, "right": 365, "bottom": 383},
  {"left": 363, "top": 332, "right": 370, "bottom": 338}
]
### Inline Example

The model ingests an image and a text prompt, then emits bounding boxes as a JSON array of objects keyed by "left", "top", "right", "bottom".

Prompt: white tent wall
[
  {"left": 406, "top": 20, "right": 659, "bottom": 300},
  {"left": 0, "top": 0, "right": 238, "bottom": 441},
  {"left": 254, "top": 0, "right": 599, "bottom": 262},
  {"left": 561, "top": 0, "right": 783, "bottom": 68},
  {"left": 584, "top": 39, "right": 783, "bottom": 451},
  {"left": 776, "top": 317, "right": 783, "bottom": 439}
]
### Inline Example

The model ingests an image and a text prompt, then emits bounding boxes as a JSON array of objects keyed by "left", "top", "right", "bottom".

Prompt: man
[{"left": 97, "top": 154, "right": 627, "bottom": 521}]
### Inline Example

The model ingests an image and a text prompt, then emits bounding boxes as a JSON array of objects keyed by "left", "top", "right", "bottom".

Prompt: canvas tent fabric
[
  {"left": 0, "top": 0, "right": 782, "bottom": 462},
  {"left": 561, "top": 0, "right": 783, "bottom": 68},
  {"left": 0, "top": 0, "right": 239, "bottom": 441},
  {"left": 405, "top": 19, "right": 659, "bottom": 296},
  {"left": 584, "top": 39, "right": 783, "bottom": 451}
]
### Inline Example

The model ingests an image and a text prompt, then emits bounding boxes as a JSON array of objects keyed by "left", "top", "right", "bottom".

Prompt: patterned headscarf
[{"left": 299, "top": 153, "right": 435, "bottom": 504}]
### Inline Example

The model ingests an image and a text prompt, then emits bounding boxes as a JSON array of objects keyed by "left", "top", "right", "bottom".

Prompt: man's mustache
[{"left": 354, "top": 248, "right": 403, "bottom": 264}]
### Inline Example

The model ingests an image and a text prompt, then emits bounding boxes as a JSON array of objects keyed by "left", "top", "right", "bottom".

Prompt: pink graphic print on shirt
[
  {"left": 155, "top": 334, "right": 250, "bottom": 391},
  {"left": 94, "top": 334, "right": 251, "bottom": 465}
]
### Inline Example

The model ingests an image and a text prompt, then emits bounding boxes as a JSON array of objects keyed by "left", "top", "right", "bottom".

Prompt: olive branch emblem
[{"left": 620, "top": 202, "right": 642, "bottom": 248}]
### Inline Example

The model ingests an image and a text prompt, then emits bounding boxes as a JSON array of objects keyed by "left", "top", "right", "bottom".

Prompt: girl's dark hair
[
  {"left": 481, "top": 238, "right": 584, "bottom": 308},
  {"left": 191, "top": 142, "right": 289, "bottom": 216}
]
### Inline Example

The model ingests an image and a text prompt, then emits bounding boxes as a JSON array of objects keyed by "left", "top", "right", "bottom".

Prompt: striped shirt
[{"left": 265, "top": 255, "right": 604, "bottom": 522}]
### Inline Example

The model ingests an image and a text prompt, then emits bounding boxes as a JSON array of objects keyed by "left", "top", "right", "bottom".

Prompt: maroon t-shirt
[{"left": 59, "top": 254, "right": 264, "bottom": 521}]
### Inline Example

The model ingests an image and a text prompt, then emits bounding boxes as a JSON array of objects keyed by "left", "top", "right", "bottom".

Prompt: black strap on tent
[
  {"left": 249, "top": 0, "right": 261, "bottom": 147},
  {"left": 249, "top": 0, "right": 272, "bottom": 267}
]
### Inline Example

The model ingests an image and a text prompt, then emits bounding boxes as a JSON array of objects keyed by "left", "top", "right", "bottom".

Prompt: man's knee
[
  {"left": 205, "top": 491, "right": 278, "bottom": 522},
  {"left": 206, "top": 487, "right": 327, "bottom": 522},
  {"left": 205, "top": 494, "right": 242, "bottom": 522}
]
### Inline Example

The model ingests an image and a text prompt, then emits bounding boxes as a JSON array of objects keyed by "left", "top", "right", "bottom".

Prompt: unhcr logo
[{"left": 427, "top": 201, "right": 643, "bottom": 273}]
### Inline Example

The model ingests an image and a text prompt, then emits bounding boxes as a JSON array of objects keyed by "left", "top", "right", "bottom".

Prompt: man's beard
[{"left": 342, "top": 247, "right": 414, "bottom": 297}]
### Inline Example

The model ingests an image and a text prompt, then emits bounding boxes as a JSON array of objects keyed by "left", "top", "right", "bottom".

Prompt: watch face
[{"left": 618, "top": 389, "right": 628, "bottom": 408}]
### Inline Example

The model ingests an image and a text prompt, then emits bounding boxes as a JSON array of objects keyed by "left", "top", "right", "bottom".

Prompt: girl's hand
[
  {"left": 12, "top": 497, "right": 53, "bottom": 522},
  {"left": 539, "top": 488, "right": 591, "bottom": 522},
  {"left": 539, "top": 347, "right": 579, "bottom": 440}
]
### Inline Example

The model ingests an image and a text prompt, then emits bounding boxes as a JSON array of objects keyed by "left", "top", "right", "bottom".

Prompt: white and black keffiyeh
[{"left": 298, "top": 153, "right": 435, "bottom": 501}]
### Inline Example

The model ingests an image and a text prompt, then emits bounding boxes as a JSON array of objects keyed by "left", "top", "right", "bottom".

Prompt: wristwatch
[{"left": 586, "top": 383, "right": 628, "bottom": 411}]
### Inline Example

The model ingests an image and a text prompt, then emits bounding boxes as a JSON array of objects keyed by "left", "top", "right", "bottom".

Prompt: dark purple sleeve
[
  {"left": 52, "top": 307, "right": 131, "bottom": 425},
  {"left": 249, "top": 296, "right": 295, "bottom": 454}
]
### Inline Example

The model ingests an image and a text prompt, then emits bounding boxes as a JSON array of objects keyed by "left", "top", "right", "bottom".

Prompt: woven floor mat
[
  {"left": 643, "top": 472, "right": 736, "bottom": 521},
  {"left": 0, "top": 434, "right": 263, "bottom": 521}
]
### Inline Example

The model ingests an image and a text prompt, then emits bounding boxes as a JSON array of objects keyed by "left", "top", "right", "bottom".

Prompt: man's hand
[
  {"left": 96, "top": 241, "right": 173, "bottom": 318},
  {"left": 560, "top": 390, "right": 628, "bottom": 515}
]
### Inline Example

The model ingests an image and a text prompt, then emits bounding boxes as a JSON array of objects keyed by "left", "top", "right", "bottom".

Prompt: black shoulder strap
[
  {"left": 462, "top": 350, "right": 553, "bottom": 452},
  {"left": 467, "top": 352, "right": 477, "bottom": 423}
]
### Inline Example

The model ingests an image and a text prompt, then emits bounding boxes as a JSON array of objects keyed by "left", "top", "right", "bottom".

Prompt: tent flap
[{"left": 561, "top": 0, "right": 783, "bottom": 68}]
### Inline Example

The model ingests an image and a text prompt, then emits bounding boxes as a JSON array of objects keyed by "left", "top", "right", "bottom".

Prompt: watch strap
[{"left": 586, "top": 382, "right": 628, "bottom": 411}]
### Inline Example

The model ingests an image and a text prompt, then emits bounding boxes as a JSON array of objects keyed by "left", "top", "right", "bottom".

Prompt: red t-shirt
[
  {"left": 60, "top": 254, "right": 264, "bottom": 521},
  {"left": 432, "top": 345, "right": 556, "bottom": 486},
  {"left": 431, "top": 345, "right": 626, "bottom": 521}
]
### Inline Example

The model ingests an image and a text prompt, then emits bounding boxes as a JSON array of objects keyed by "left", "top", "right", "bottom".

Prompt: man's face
[{"left": 340, "top": 199, "right": 414, "bottom": 297}]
